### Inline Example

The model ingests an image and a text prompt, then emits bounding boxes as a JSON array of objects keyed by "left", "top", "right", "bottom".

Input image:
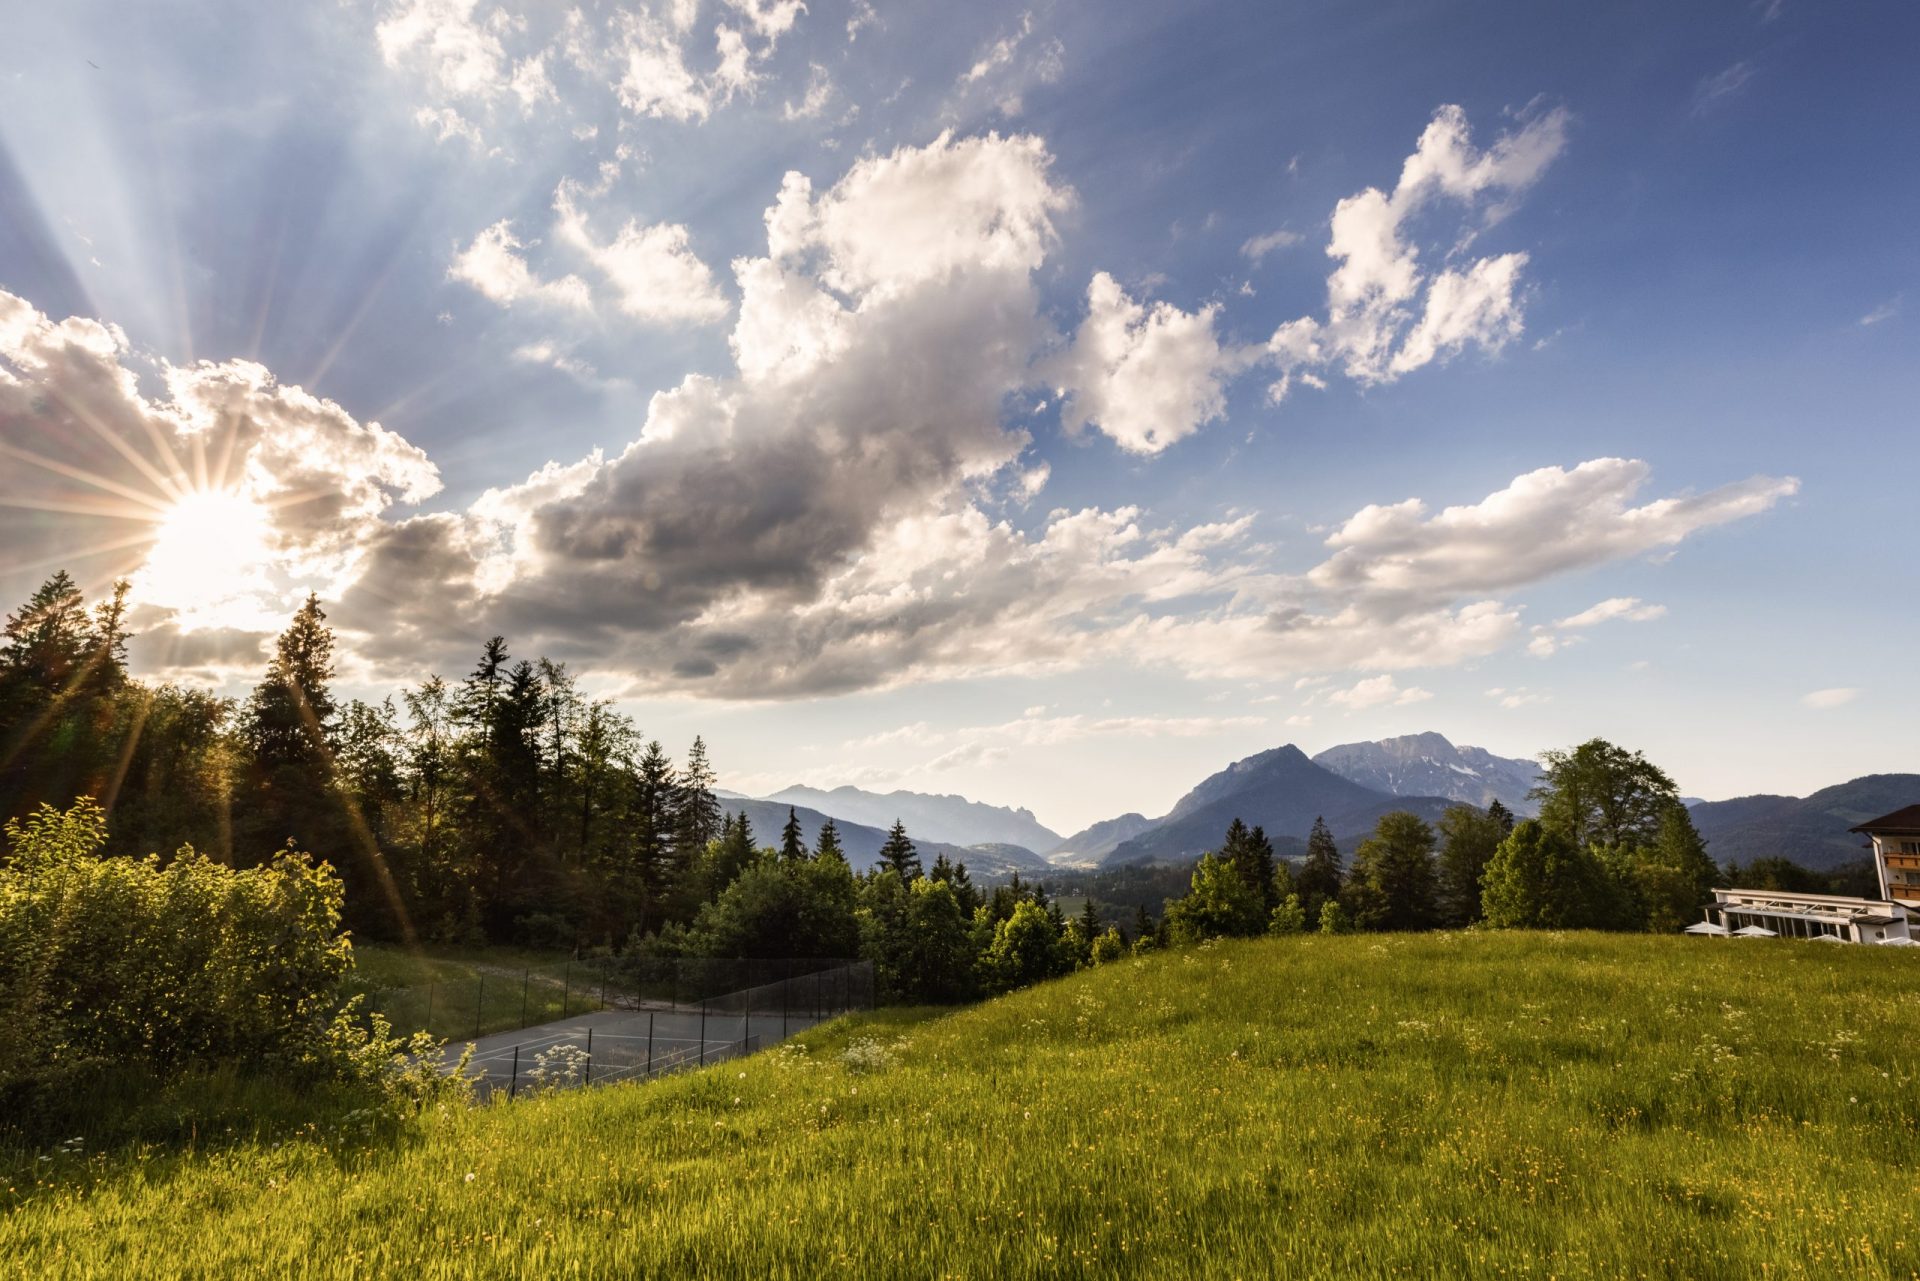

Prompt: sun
[{"left": 136, "top": 488, "right": 275, "bottom": 622}]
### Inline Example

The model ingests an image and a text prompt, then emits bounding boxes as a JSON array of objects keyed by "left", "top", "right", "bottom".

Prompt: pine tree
[
  {"left": 779, "top": 806, "right": 808, "bottom": 863},
  {"left": 675, "top": 735, "right": 723, "bottom": 860},
  {"left": 0, "top": 571, "right": 95, "bottom": 704},
  {"left": 632, "top": 739, "right": 680, "bottom": 904},
  {"left": 241, "top": 594, "right": 337, "bottom": 772},
  {"left": 1218, "top": 818, "right": 1279, "bottom": 915},
  {"left": 878, "top": 820, "right": 920, "bottom": 881},
  {"left": 814, "top": 816, "right": 847, "bottom": 866},
  {"left": 1295, "top": 816, "right": 1343, "bottom": 922},
  {"left": 1487, "top": 798, "right": 1516, "bottom": 834},
  {"left": 84, "top": 579, "right": 132, "bottom": 695}
]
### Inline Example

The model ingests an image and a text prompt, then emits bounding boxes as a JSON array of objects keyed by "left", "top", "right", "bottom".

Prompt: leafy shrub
[{"left": 0, "top": 799, "right": 464, "bottom": 1129}]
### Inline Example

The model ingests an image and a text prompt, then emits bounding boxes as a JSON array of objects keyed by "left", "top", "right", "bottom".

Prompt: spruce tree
[
  {"left": 0, "top": 571, "right": 95, "bottom": 707},
  {"left": 241, "top": 594, "right": 337, "bottom": 772},
  {"left": 814, "top": 816, "right": 847, "bottom": 865},
  {"left": 1487, "top": 798, "right": 1516, "bottom": 835},
  {"left": 631, "top": 739, "right": 679, "bottom": 914},
  {"left": 1295, "top": 816, "right": 1343, "bottom": 922},
  {"left": 675, "top": 735, "right": 723, "bottom": 860},
  {"left": 779, "top": 806, "right": 808, "bottom": 863},
  {"left": 878, "top": 819, "right": 920, "bottom": 881}
]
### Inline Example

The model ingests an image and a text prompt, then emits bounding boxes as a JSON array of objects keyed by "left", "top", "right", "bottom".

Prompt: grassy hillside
[{"left": 7, "top": 933, "right": 1920, "bottom": 1278}]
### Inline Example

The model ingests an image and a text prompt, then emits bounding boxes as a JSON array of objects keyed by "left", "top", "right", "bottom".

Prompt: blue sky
[{"left": 1, "top": 0, "right": 1914, "bottom": 833}]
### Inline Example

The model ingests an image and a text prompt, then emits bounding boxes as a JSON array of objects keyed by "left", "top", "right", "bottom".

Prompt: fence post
[
  {"left": 509, "top": 1045, "right": 519, "bottom": 1101},
  {"left": 700, "top": 1005, "right": 707, "bottom": 1066},
  {"left": 647, "top": 1011, "right": 655, "bottom": 1078},
  {"left": 585, "top": 1028, "right": 593, "bottom": 1088},
  {"left": 561, "top": 959, "right": 571, "bottom": 1019},
  {"left": 474, "top": 974, "right": 485, "bottom": 1040},
  {"left": 742, "top": 1011, "right": 749, "bottom": 1058},
  {"left": 520, "top": 969, "right": 530, "bottom": 1028}
]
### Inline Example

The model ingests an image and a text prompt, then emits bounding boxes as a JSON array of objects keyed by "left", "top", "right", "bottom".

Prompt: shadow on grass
[{"left": 0, "top": 1064, "right": 448, "bottom": 1205}]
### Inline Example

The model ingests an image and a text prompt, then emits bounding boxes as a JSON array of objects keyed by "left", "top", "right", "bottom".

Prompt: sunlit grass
[{"left": 6, "top": 933, "right": 1919, "bottom": 1278}]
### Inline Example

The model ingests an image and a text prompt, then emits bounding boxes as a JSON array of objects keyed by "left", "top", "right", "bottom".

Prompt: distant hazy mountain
[
  {"left": 1048, "top": 813, "right": 1154, "bottom": 866},
  {"left": 1690, "top": 774, "right": 1920, "bottom": 870},
  {"left": 1104, "top": 745, "right": 1457, "bottom": 866},
  {"left": 720, "top": 798, "right": 1054, "bottom": 878},
  {"left": 1312, "top": 731, "right": 1540, "bottom": 813},
  {"left": 768, "top": 784, "right": 1063, "bottom": 854}
]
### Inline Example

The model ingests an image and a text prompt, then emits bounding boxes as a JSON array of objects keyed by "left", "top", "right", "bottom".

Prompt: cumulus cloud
[
  {"left": 0, "top": 125, "right": 1798, "bottom": 702},
  {"left": 448, "top": 221, "right": 593, "bottom": 310},
  {"left": 1266, "top": 103, "right": 1569, "bottom": 390},
  {"left": 1051, "top": 273, "right": 1255, "bottom": 455},
  {"left": 1308, "top": 458, "right": 1797, "bottom": 613},
  {"left": 553, "top": 185, "right": 731, "bottom": 325},
  {"left": 1327, "top": 674, "right": 1434, "bottom": 710},
  {"left": 1801, "top": 687, "right": 1860, "bottom": 709},
  {"left": 0, "top": 290, "right": 438, "bottom": 649}
]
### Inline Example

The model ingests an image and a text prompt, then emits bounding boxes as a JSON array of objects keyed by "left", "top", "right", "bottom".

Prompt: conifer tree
[
  {"left": 1294, "top": 816, "right": 1344, "bottom": 922},
  {"left": 1345, "top": 811, "right": 1439, "bottom": 931},
  {"left": 814, "top": 816, "right": 847, "bottom": 866},
  {"left": 1487, "top": 797, "right": 1516, "bottom": 835},
  {"left": 241, "top": 594, "right": 337, "bottom": 773},
  {"left": 878, "top": 819, "right": 920, "bottom": 881},
  {"left": 675, "top": 735, "right": 723, "bottom": 859},
  {"left": 779, "top": 806, "right": 808, "bottom": 863}
]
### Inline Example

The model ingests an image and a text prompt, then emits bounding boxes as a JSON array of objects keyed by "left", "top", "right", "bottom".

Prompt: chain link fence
[{"left": 382, "top": 958, "right": 875, "bottom": 1101}]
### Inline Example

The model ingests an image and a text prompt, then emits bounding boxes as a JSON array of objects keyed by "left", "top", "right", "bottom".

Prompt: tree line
[
  {"left": 0, "top": 573, "right": 1119, "bottom": 1005},
  {"left": 1149, "top": 739, "right": 1728, "bottom": 945}
]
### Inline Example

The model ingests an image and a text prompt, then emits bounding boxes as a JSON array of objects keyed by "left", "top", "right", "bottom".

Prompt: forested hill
[{"left": 1690, "top": 773, "right": 1920, "bottom": 869}]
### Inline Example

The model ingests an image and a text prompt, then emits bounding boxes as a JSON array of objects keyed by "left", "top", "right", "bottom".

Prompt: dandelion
[{"left": 464, "top": 1172, "right": 476, "bottom": 1183}]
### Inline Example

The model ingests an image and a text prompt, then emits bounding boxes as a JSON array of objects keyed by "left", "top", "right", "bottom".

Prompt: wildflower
[{"left": 465, "top": 1172, "right": 477, "bottom": 1183}]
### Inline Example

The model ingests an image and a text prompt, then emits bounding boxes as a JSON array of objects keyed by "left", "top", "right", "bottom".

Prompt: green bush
[{"left": 0, "top": 799, "right": 460, "bottom": 1130}]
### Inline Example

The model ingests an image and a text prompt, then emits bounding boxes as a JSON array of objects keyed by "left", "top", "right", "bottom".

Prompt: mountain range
[
  {"left": 1311, "top": 732, "right": 1540, "bottom": 813},
  {"left": 716, "top": 796, "right": 1056, "bottom": 879},
  {"left": 735, "top": 734, "right": 1918, "bottom": 881},
  {"left": 768, "top": 784, "right": 1063, "bottom": 854}
]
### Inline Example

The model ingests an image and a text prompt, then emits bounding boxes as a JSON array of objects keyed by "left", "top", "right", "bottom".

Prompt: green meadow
[{"left": 7, "top": 932, "right": 1919, "bottom": 1278}]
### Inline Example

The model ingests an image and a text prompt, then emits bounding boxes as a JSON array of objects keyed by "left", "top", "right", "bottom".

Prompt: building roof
[{"left": 1851, "top": 804, "right": 1920, "bottom": 834}]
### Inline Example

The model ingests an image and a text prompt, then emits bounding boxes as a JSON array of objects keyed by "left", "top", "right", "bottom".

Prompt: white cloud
[
  {"left": 0, "top": 290, "right": 439, "bottom": 646},
  {"left": 448, "top": 221, "right": 593, "bottom": 310},
  {"left": 1268, "top": 103, "right": 1568, "bottom": 389},
  {"left": 1485, "top": 686, "right": 1549, "bottom": 709},
  {"left": 1693, "top": 62, "right": 1756, "bottom": 115},
  {"left": 1327, "top": 674, "right": 1434, "bottom": 710},
  {"left": 1554, "top": 596, "right": 1667, "bottom": 629},
  {"left": 1052, "top": 272, "right": 1254, "bottom": 455},
  {"left": 1240, "top": 228, "right": 1302, "bottom": 263},
  {"left": 413, "top": 105, "right": 491, "bottom": 150},
  {"left": 1860, "top": 296, "right": 1901, "bottom": 327},
  {"left": 782, "top": 63, "right": 835, "bottom": 120},
  {"left": 1801, "top": 687, "right": 1860, "bottom": 710},
  {"left": 553, "top": 185, "right": 730, "bottom": 325},
  {"left": 377, "top": 0, "right": 513, "bottom": 101},
  {"left": 963, "top": 11, "right": 1034, "bottom": 83},
  {"left": 724, "top": 0, "right": 808, "bottom": 40},
  {"left": 1309, "top": 458, "right": 1797, "bottom": 612}
]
